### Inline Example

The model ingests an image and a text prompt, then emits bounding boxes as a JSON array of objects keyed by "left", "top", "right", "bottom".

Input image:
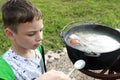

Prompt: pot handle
[
  {"left": 85, "top": 52, "right": 101, "bottom": 57},
  {"left": 60, "top": 21, "right": 97, "bottom": 37},
  {"left": 60, "top": 22, "right": 73, "bottom": 37},
  {"left": 60, "top": 21, "right": 83, "bottom": 37}
]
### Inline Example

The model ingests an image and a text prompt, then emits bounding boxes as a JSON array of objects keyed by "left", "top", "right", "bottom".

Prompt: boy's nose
[{"left": 35, "top": 32, "right": 43, "bottom": 42}]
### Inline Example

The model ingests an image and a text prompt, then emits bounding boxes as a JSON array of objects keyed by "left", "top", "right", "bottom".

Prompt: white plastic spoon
[{"left": 67, "top": 59, "right": 86, "bottom": 76}]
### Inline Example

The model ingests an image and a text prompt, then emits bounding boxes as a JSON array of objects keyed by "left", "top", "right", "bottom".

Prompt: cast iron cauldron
[{"left": 61, "top": 23, "right": 120, "bottom": 70}]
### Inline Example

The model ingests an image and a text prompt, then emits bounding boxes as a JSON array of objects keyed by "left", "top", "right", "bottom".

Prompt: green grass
[{"left": 0, "top": 0, "right": 120, "bottom": 53}]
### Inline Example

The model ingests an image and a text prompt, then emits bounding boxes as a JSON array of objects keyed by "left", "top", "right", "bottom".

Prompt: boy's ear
[{"left": 5, "top": 28, "right": 15, "bottom": 40}]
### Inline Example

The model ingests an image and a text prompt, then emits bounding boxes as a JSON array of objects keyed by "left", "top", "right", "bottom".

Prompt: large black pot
[{"left": 61, "top": 23, "right": 120, "bottom": 70}]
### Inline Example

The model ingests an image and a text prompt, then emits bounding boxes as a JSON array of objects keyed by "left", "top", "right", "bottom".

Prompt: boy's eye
[{"left": 27, "top": 33, "right": 35, "bottom": 36}]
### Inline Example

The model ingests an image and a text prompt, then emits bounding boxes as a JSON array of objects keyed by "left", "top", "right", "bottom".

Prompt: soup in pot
[{"left": 68, "top": 31, "right": 120, "bottom": 54}]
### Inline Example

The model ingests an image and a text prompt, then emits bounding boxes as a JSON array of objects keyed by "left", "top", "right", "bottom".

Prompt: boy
[{"left": 0, "top": 0, "right": 71, "bottom": 80}]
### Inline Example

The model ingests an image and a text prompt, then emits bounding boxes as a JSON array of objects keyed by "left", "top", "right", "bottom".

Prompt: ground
[{"left": 46, "top": 51, "right": 97, "bottom": 80}]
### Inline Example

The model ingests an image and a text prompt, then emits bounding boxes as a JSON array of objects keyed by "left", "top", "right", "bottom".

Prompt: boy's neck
[{"left": 11, "top": 45, "right": 36, "bottom": 60}]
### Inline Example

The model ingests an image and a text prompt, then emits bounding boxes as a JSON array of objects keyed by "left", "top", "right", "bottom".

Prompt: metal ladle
[{"left": 67, "top": 59, "right": 86, "bottom": 76}]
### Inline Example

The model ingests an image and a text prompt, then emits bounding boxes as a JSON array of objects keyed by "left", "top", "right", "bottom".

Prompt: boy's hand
[{"left": 35, "top": 70, "right": 71, "bottom": 80}]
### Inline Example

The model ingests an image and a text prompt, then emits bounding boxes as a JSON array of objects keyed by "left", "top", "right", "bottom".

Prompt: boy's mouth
[{"left": 34, "top": 43, "right": 39, "bottom": 47}]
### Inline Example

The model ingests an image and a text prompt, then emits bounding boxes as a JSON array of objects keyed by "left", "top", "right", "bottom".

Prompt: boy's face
[{"left": 7, "top": 17, "right": 44, "bottom": 50}]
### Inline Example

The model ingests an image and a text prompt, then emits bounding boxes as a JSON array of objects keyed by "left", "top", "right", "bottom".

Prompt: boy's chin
[{"left": 31, "top": 47, "right": 38, "bottom": 50}]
